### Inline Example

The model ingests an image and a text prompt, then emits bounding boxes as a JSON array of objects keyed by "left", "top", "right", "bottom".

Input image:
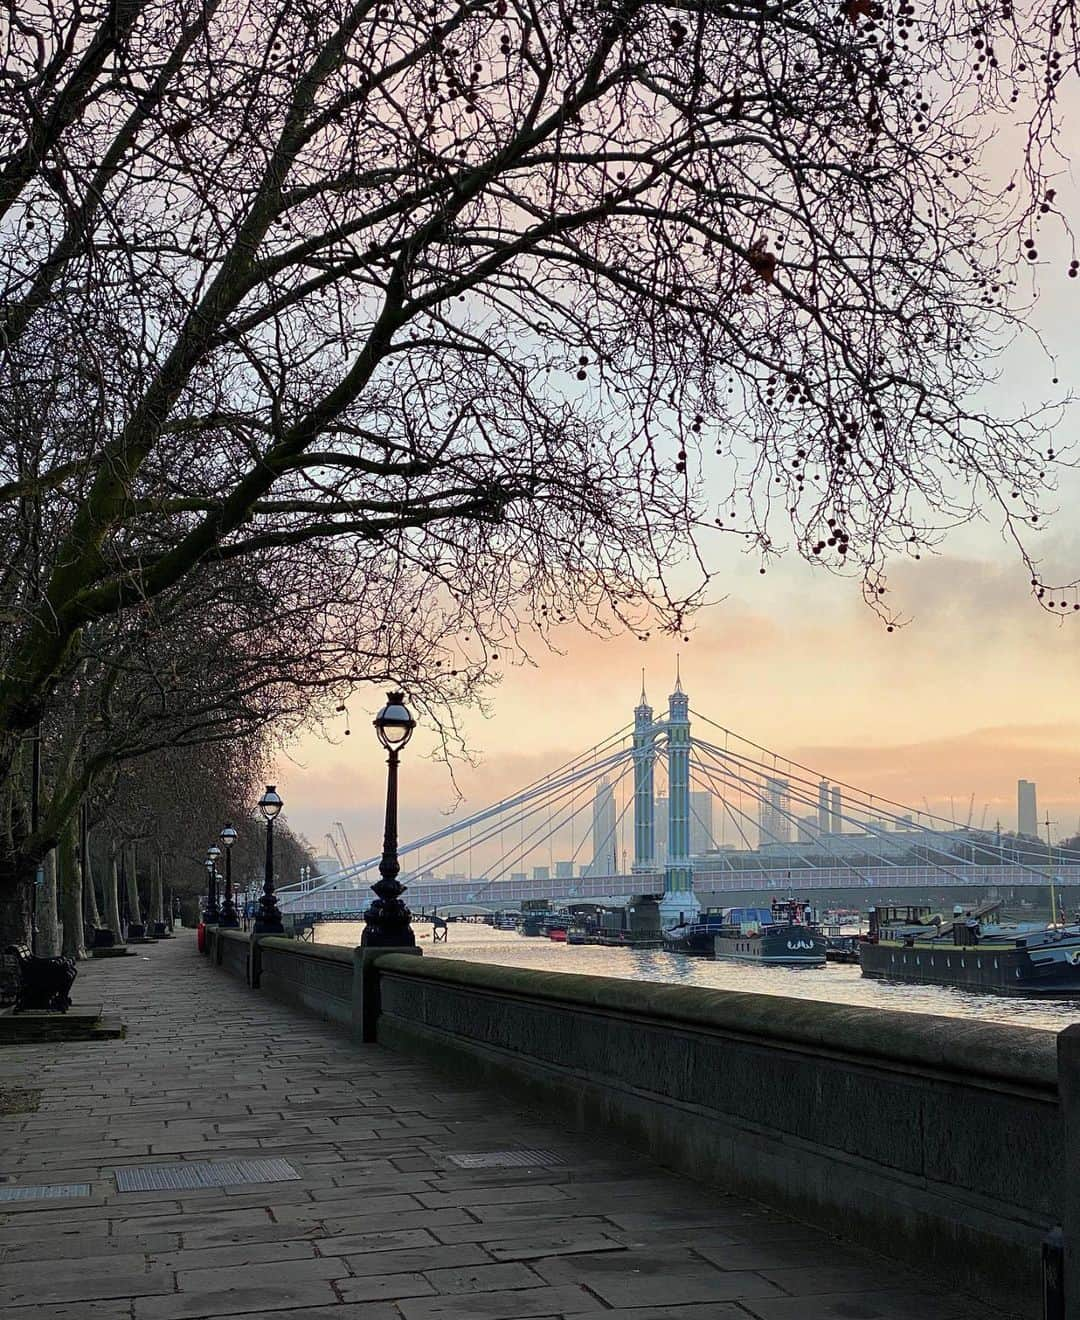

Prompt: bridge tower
[
  {"left": 660, "top": 667, "right": 699, "bottom": 925},
  {"left": 632, "top": 677, "right": 656, "bottom": 873}
]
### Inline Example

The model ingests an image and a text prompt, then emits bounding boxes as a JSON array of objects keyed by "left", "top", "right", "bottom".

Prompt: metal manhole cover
[
  {"left": 0, "top": 1182, "right": 91, "bottom": 1202},
  {"left": 113, "top": 1158, "right": 299, "bottom": 1193},
  {"left": 446, "top": 1150, "right": 566, "bottom": 1169}
]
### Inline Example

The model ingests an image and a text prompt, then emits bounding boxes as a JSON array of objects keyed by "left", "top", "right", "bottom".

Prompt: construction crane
[
  {"left": 965, "top": 793, "right": 975, "bottom": 828},
  {"left": 323, "top": 832, "right": 346, "bottom": 869},
  {"left": 334, "top": 821, "right": 356, "bottom": 866}
]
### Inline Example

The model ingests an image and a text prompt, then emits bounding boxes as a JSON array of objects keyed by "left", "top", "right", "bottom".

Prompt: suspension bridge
[{"left": 277, "top": 675, "right": 1080, "bottom": 922}]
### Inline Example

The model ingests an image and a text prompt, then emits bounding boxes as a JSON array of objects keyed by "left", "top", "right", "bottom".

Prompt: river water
[{"left": 315, "top": 920, "right": 1080, "bottom": 1033}]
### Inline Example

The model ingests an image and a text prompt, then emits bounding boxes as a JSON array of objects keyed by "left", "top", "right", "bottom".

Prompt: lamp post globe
[
  {"left": 373, "top": 692, "right": 416, "bottom": 751},
  {"left": 362, "top": 691, "right": 417, "bottom": 948},
  {"left": 254, "top": 786, "right": 285, "bottom": 934},
  {"left": 219, "top": 824, "right": 240, "bottom": 927}
]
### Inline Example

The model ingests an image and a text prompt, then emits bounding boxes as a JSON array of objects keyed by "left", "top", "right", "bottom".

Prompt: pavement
[{"left": 0, "top": 936, "right": 1011, "bottom": 1320}]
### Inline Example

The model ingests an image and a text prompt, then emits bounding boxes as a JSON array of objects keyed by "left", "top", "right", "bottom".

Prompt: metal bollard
[{"left": 1043, "top": 1226, "right": 1065, "bottom": 1320}]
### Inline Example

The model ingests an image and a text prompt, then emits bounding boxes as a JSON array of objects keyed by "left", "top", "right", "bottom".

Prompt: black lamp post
[
  {"left": 219, "top": 824, "right": 239, "bottom": 927},
  {"left": 204, "top": 846, "right": 221, "bottom": 924},
  {"left": 362, "top": 691, "right": 417, "bottom": 948},
  {"left": 254, "top": 785, "right": 284, "bottom": 934}
]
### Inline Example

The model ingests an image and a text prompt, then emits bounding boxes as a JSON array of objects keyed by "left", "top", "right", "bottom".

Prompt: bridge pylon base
[{"left": 657, "top": 890, "right": 700, "bottom": 929}]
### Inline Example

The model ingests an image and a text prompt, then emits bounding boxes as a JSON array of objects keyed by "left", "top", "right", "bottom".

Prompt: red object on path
[
  {"left": 548, "top": 928, "right": 567, "bottom": 942},
  {"left": 197, "top": 922, "right": 206, "bottom": 953}
]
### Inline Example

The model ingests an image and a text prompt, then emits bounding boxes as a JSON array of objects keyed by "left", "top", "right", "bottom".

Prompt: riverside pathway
[{"left": 0, "top": 936, "right": 1007, "bottom": 1320}]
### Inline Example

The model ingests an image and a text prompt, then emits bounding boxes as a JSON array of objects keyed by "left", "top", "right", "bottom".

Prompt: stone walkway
[{"left": 0, "top": 937, "right": 1008, "bottom": 1320}]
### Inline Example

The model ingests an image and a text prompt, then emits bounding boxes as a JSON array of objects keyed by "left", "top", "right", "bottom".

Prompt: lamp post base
[
  {"left": 360, "top": 924, "right": 416, "bottom": 949},
  {"left": 361, "top": 885, "right": 415, "bottom": 949},
  {"left": 253, "top": 887, "right": 283, "bottom": 935}
]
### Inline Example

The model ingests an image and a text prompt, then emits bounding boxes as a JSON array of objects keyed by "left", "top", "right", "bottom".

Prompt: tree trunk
[
  {"left": 150, "top": 854, "right": 164, "bottom": 928},
  {"left": 0, "top": 848, "right": 34, "bottom": 948},
  {"left": 36, "top": 849, "right": 60, "bottom": 956},
  {"left": 104, "top": 850, "right": 122, "bottom": 942},
  {"left": 83, "top": 827, "right": 102, "bottom": 928},
  {"left": 125, "top": 843, "right": 142, "bottom": 927},
  {"left": 58, "top": 816, "right": 85, "bottom": 960}
]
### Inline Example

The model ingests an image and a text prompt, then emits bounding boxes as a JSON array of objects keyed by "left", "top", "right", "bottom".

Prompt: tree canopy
[{"left": 1, "top": 0, "right": 1076, "bottom": 938}]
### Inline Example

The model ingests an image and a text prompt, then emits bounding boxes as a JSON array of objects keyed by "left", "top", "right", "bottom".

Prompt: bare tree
[{"left": 0, "top": 0, "right": 1074, "bottom": 939}]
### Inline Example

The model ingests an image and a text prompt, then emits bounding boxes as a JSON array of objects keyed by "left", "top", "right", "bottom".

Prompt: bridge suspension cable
[{"left": 282, "top": 724, "right": 636, "bottom": 896}]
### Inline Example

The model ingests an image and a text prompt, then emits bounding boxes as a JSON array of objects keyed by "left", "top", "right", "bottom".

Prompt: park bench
[{"left": 1, "top": 944, "right": 77, "bottom": 1013}]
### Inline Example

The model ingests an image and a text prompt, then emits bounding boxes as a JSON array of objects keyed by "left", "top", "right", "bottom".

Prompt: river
[{"left": 314, "top": 920, "right": 1080, "bottom": 1033}]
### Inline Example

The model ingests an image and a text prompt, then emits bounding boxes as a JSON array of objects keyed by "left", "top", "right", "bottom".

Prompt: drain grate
[
  {"left": 446, "top": 1149, "right": 566, "bottom": 1169},
  {"left": 0, "top": 1182, "right": 91, "bottom": 1203},
  {"left": 113, "top": 1158, "right": 299, "bottom": 1193}
]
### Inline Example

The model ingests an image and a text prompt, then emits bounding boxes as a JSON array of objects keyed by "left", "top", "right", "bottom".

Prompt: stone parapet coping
[{"left": 374, "top": 951, "right": 1058, "bottom": 1095}]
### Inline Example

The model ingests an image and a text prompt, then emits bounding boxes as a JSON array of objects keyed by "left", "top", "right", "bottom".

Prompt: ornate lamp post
[
  {"left": 362, "top": 691, "right": 417, "bottom": 948},
  {"left": 204, "top": 846, "right": 221, "bottom": 924},
  {"left": 254, "top": 786, "right": 284, "bottom": 934},
  {"left": 219, "top": 824, "right": 239, "bottom": 927}
]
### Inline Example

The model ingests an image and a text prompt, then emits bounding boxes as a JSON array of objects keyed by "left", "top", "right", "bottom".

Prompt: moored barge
[
  {"left": 665, "top": 898, "right": 827, "bottom": 965},
  {"left": 859, "top": 901, "right": 1080, "bottom": 995}
]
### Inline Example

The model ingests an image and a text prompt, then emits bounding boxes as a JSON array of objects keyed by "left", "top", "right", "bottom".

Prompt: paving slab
[{"left": 0, "top": 937, "right": 1013, "bottom": 1320}]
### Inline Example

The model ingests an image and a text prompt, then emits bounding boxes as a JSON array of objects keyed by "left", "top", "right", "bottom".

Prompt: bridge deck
[
  {"left": 282, "top": 862, "right": 1080, "bottom": 916},
  {"left": 0, "top": 938, "right": 1004, "bottom": 1320}
]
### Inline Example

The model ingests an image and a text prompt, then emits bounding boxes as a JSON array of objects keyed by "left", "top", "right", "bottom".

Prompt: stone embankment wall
[{"left": 204, "top": 927, "right": 1069, "bottom": 1319}]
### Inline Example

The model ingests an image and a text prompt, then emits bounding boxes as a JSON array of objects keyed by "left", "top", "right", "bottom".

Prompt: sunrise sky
[{"left": 274, "top": 133, "right": 1080, "bottom": 866}]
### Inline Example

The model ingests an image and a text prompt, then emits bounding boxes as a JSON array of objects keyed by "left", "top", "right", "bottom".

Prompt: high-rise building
[
  {"left": 796, "top": 815, "right": 818, "bottom": 845},
  {"left": 1018, "top": 780, "right": 1038, "bottom": 838},
  {"left": 818, "top": 780, "right": 830, "bottom": 835},
  {"left": 689, "top": 791, "right": 715, "bottom": 856},
  {"left": 591, "top": 779, "right": 617, "bottom": 875},
  {"left": 554, "top": 860, "right": 574, "bottom": 879},
  {"left": 759, "top": 777, "right": 791, "bottom": 846},
  {"left": 531, "top": 866, "right": 550, "bottom": 882},
  {"left": 830, "top": 785, "right": 843, "bottom": 835}
]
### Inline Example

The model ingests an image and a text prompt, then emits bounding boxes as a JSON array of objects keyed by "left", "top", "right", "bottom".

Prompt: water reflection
[{"left": 315, "top": 921, "right": 1080, "bottom": 1033}]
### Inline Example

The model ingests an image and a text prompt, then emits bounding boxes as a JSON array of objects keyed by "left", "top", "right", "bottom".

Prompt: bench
[{"left": 2, "top": 944, "right": 78, "bottom": 1013}]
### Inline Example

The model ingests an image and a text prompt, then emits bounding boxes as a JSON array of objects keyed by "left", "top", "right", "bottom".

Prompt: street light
[
  {"left": 254, "top": 785, "right": 284, "bottom": 934},
  {"left": 204, "top": 847, "right": 220, "bottom": 924},
  {"left": 219, "top": 824, "right": 239, "bottom": 927},
  {"left": 362, "top": 691, "right": 417, "bottom": 948}
]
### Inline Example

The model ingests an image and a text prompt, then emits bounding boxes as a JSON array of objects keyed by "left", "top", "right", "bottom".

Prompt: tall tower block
[
  {"left": 632, "top": 680, "right": 656, "bottom": 873},
  {"left": 660, "top": 668, "right": 699, "bottom": 924},
  {"left": 1018, "top": 780, "right": 1038, "bottom": 838}
]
